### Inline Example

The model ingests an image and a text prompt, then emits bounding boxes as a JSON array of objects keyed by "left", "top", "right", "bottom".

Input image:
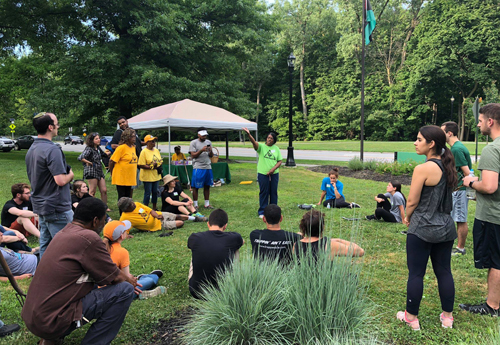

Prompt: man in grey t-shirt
[
  {"left": 188, "top": 128, "right": 214, "bottom": 210},
  {"left": 26, "top": 113, "right": 74, "bottom": 259}
]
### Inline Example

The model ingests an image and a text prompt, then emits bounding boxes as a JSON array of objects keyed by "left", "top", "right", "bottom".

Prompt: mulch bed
[
  {"left": 151, "top": 307, "right": 195, "bottom": 344},
  {"left": 308, "top": 165, "right": 412, "bottom": 185}
]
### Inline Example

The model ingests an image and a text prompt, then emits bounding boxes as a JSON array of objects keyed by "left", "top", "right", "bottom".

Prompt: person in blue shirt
[{"left": 317, "top": 168, "right": 361, "bottom": 208}]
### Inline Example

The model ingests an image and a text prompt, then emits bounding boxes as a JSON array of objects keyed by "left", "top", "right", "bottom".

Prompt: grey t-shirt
[
  {"left": 0, "top": 248, "right": 37, "bottom": 276},
  {"left": 476, "top": 136, "right": 500, "bottom": 225},
  {"left": 189, "top": 138, "right": 212, "bottom": 170},
  {"left": 25, "top": 138, "right": 72, "bottom": 215},
  {"left": 384, "top": 192, "right": 406, "bottom": 223}
]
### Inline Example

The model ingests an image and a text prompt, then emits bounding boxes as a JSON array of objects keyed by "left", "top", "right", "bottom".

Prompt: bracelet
[{"left": 469, "top": 180, "right": 475, "bottom": 189}]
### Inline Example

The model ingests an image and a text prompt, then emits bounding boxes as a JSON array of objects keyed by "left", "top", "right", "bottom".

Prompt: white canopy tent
[{"left": 127, "top": 99, "right": 258, "bottom": 173}]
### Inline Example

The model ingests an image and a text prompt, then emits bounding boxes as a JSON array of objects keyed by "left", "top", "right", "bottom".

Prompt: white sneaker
[{"left": 259, "top": 215, "right": 264, "bottom": 219}]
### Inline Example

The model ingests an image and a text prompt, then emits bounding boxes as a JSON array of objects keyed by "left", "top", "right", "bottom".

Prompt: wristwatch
[{"left": 469, "top": 180, "right": 475, "bottom": 189}]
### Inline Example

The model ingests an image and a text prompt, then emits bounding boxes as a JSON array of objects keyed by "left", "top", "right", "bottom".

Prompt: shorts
[
  {"left": 472, "top": 218, "right": 500, "bottom": 269},
  {"left": 160, "top": 212, "right": 177, "bottom": 230},
  {"left": 9, "top": 217, "right": 38, "bottom": 237},
  {"left": 191, "top": 169, "right": 213, "bottom": 189},
  {"left": 451, "top": 190, "right": 468, "bottom": 223}
]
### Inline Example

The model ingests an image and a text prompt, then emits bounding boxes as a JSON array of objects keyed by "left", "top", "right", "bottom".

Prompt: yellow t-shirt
[
  {"left": 119, "top": 202, "right": 162, "bottom": 232},
  {"left": 171, "top": 153, "right": 186, "bottom": 161},
  {"left": 138, "top": 148, "right": 163, "bottom": 182},
  {"left": 110, "top": 145, "right": 138, "bottom": 186}
]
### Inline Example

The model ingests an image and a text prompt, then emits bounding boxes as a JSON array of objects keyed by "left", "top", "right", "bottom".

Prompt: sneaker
[
  {"left": 351, "top": 202, "right": 361, "bottom": 208},
  {"left": 150, "top": 269, "right": 163, "bottom": 279},
  {"left": 259, "top": 215, "right": 264, "bottom": 219},
  {"left": 400, "top": 231, "right": 408, "bottom": 235},
  {"left": 451, "top": 247, "right": 466, "bottom": 256},
  {"left": 396, "top": 310, "right": 420, "bottom": 331},
  {"left": 139, "top": 286, "right": 167, "bottom": 300},
  {"left": 459, "top": 302, "right": 499, "bottom": 316},
  {"left": 0, "top": 323, "right": 20, "bottom": 337},
  {"left": 365, "top": 215, "right": 376, "bottom": 221},
  {"left": 204, "top": 205, "right": 215, "bottom": 209},
  {"left": 159, "top": 231, "right": 174, "bottom": 237},
  {"left": 194, "top": 216, "right": 208, "bottom": 222},
  {"left": 193, "top": 212, "right": 205, "bottom": 218},
  {"left": 440, "top": 313, "right": 453, "bottom": 328}
]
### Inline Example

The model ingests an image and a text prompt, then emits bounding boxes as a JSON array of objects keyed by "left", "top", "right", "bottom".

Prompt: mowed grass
[
  {"left": 0, "top": 150, "right": 498, "bottom": 344},
  {"left": 160, "top": 140, "right": 490, "bottom": 154}
]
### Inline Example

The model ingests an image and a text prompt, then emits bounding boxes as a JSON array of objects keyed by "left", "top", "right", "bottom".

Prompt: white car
[{"left": 0, "top": 137, "right": 15, "bottom": 152}]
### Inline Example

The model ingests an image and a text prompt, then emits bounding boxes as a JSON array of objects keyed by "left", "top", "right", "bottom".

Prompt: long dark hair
[
  {"left": 390, "top": 180, "right": 406, "bottom": 205},
  {"left": 419, "top": 125, "right": 457, "bottom": 189}
]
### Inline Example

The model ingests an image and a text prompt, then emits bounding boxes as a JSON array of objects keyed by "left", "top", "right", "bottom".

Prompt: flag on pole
[{"left": 365, "top": 0, "right": 376, "bottom": 45}]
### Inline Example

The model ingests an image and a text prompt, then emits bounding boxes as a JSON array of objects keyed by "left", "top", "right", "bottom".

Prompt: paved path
[{"left": 59, "top": 143, "right": 395, "bottom": 162}]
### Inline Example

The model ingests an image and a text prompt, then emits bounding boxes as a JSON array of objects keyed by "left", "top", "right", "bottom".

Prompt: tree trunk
[
  {"left": 300, "top": 42, "right": 307, "bottom": 120},
  {"left": 256, "top": 82, "right": 262, "bottom": 124},
  {"left": 432, "top": 103, "right": 437, "bottom": 124}
]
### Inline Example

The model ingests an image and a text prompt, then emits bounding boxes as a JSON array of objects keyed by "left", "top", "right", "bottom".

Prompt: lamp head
[{"left": 287, "top": 53, "right": 296, "bottom": 69}]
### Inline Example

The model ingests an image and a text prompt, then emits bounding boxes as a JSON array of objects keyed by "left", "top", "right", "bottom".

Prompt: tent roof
[{"left": 127, "top": 99, "right": 257, "bottom": 131}]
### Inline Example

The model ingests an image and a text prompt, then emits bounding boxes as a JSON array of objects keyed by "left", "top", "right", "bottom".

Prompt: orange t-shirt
[
  {"left": 109, "top": 242, "right": 130, "bottom": 269},
  {"left": 110, "top": 144, "right": 138, "bottom": 186}
]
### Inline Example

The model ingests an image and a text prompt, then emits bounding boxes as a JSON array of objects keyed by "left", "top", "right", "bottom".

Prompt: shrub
[
  {"left": 348, "top": 157, "right": 364, "bottom": 171},
  {"left": 363, "top": 160, "right": 378, "bottom": 171},
  {"left": 373, "top": 160, "right": 417, "bottom": 176}
]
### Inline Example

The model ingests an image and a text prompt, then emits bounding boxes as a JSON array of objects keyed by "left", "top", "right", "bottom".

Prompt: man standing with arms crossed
[
  {"left": 461, "top": 104, "right": 500, "bottom": 316},
  {"left": 189, "top": 128, "right": 214, "bottom": 210},
  {"left": 26, "top": 112, "right": 74, "bottom": 259},
  {"left": 441, "top": 121, "right": 472, "bottom": 255}
]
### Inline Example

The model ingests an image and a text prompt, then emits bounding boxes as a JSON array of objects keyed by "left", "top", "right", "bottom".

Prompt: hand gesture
[{"left": 242, "top": 127, "right": 250, "bottom": 135}]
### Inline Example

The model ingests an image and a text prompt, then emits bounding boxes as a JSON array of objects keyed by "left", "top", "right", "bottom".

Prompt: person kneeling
[
  {"left": 188, "top": 209, "right": 243, "bottom": 299},
  {"left": 103, "top": 220, "right": 166, "bottom": 300},
  {"left": 118, "top": 197, "right": 206, "bottom": 233}
]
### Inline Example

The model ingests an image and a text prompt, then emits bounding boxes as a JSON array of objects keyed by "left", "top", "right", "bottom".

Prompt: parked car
[
  {"left": 0, "top": 137, "right": 15, "bottom": 152},
  {"left": 15, "top": 135, "right": 37, "bottom": 150},
  {"left": 64, "top": 135, "right": 84, "bottom": 145},
  {"left": 100, "top": 136, "right": 113, "bottom": 146}
]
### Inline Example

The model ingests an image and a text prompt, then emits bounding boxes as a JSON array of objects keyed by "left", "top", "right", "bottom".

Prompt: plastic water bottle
[
  {"left": 466, "top": 170, "right": 476, "bottom": 200},
  {"left": 327, "top": 203, "right": 331, "bottom": 209}
]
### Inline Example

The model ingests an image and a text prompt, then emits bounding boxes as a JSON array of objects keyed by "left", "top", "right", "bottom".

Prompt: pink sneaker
[
  {"left": 440, "top": 313, "right": 453, "bottom": 328},
  {"left": 397, "top": 310, "right": 421, "bottom": 331}
]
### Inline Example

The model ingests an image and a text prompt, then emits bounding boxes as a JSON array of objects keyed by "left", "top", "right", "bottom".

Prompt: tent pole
[
  {"left": 226, "top": 132, "right": 229, "bottom": 160},
  {"left": 168, "top": 122, "right": 171, "bottom": 175}
]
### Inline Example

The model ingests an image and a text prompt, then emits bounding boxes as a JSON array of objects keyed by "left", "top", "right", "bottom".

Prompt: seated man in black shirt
[
  {"left": 250, "top": 204, "right": 301, "bottom": 264},
  {"left": 1, "top": 183, "right": 39, "bottom": 238},
  {"left": 188, "top": 209, "right": 243, "bottom": 299}
]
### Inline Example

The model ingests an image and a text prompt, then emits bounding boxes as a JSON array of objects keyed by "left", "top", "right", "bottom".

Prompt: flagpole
[{"left": 360, "top": 0, "right": 366, "bottom": 162}]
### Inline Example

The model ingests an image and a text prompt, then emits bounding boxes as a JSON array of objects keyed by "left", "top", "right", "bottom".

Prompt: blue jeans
[
  {"left": 0, "top": 231, "right": 32, "bottom": 252},
  {"left": 38, "top": 210, "right": 73, "bottom": 259},
  {"left": 142, "top": 181, "right": 160, "bottom": 206},
  {"left": 257, "top": 173, "right": 279, "bottom": 216},
  {"left": 135, "top": 274, "right": 159, "bottom": 299}
]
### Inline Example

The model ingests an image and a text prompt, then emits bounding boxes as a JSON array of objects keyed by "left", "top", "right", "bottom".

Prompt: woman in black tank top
[{"left": 294, "top": 210, "right": 364, "bottom": 261}]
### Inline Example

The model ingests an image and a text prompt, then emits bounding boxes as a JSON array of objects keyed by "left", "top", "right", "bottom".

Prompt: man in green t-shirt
[
  {"left": 441, "top": 122, "right": 472, "bottom": 256},
  {"left": 460, "top": 104, "right": 500, "bottom": 316}
]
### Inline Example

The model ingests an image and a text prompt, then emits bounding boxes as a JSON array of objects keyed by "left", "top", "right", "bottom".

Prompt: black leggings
[
  {"left": 406, "top": 234, "right": 455, "bottom": 315},
  {"left": 323, "top": 196, "right": 351, "bottom": 208},
  {"left": 374, "top": 194, "right": 397, "bottom": 222}
]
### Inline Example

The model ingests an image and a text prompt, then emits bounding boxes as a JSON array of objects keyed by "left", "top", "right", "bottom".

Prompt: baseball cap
[
  {"left": 198, "top": 130, "right": 208, "bottom": 136},
  {"left": 144, "top": 134, "right": 157, "bottom": 142},
  {"left": 103, "top": 220, "right": 132, "bottom": 241}
]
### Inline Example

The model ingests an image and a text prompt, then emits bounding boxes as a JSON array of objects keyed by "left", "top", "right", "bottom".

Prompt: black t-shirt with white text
[
  {"left": 188, "top": 230, "right": 243, "bottom": 298},
  {"left": 250, "top": 229, "right": 301, "bottom": 264}
]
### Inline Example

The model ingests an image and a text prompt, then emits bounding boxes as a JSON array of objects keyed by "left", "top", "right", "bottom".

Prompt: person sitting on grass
[
  {"left": 294, "top": 210, "right": 364, "bottom": 261},
  {"left": 188, "top": 209, "right": 243, "bottom": 299},
  {"left": 118, "top": 197, "right": 207, "bottom": 233},
  {"left": 71, "top": 180, "right": 93, "bottom": 211},
  {"left": 365, "top": 181, "right": 406, "bottom": 223},
  {"left": 0, "top": 225, "right": 36, "bottom": 253},
  {"left": 1, "top": 183, "right": 40, "bottom": 238},
  {"left": 317, "top": 168, "right": 361, "bottom": 209},
  {"left": 161, "top": 174, "right": 204, "bottom": 218},
  {"left": 250, "top": 204, "right": 301, "bottom": 265},
  {"left": 0, "top": 231, "right": 38, "bottom": 279},
  {"left": 103, "top": 220, "right": 167, "bottom": 300}
]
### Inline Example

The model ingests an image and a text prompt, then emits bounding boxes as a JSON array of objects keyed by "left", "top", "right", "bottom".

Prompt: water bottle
[
  {"left": 327, "top": 203, "right": 331, "bottom": 209},
  {"left": 466, "top": 170, "right": 476, "bottom": 200}
]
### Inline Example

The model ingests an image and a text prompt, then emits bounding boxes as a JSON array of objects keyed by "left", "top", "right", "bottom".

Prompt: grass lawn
[
  {"left": 160, "top": 140, "right": 489, "bottom": 154},
  {"left": 0, "top": 151, "right": 498, "bottom": 344}
]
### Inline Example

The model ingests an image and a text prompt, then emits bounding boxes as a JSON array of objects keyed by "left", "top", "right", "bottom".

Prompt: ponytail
[
  {"left": 103, "top": 237, "right": 114, "bottom": 254},
  {"left": 441, "top": 147, "right": 458, "bottom": 189},
  {"left": 391, "top": 181, "right": 406, "bottom": 205}
]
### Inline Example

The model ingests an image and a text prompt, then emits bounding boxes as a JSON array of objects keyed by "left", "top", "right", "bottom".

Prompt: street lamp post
[
  {"left": 450, "top": 96, "right": 455, "bottom": 121},
  {"left": 285, "top": 53, "right": 296, "bottom": 167}
]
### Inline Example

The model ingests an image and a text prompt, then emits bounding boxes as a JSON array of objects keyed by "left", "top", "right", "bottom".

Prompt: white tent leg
[{"left": 168, "top": 122, "right": 171, "bottom": 175}]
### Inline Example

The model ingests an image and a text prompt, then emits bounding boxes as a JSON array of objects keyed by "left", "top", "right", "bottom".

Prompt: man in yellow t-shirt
[
  {"left": 117, "top": 198, "right": 207, "bottom": 232},
  {"left": 171, "top": 146, "right": 187, "bottom": 162}
]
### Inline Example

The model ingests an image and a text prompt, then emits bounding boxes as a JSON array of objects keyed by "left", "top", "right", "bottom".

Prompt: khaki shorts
[{"left": 161, "top": 212, "right": 177, "bottom": 230}]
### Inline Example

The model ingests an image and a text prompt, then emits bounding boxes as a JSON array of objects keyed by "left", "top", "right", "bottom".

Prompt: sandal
[
  {"left": 397, "top": 310, "right": 420, "bottom": 330},
  {"left": 440, "top": 313, "right": 453, "bottom": 328},
  {"left": 204, "top": 205, "right": 214, "bottom": 209}
]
